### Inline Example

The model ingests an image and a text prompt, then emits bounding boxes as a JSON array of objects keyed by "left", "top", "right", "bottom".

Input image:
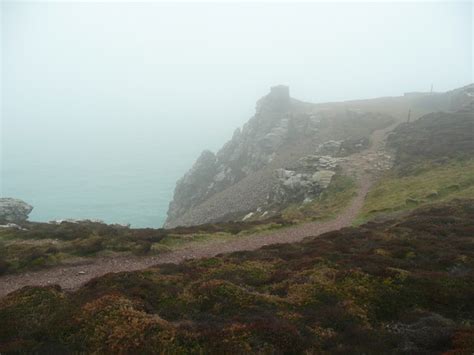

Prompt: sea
[{"left": 1, "top": 147, "right": 206, "bottom": 228}]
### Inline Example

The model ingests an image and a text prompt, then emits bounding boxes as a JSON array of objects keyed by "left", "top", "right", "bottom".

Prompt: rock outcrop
[
  {"left": 164, "top": 83, "right": 474, "bottom": 227},
  {"left": 270, "top": 153, "right": 344, "bottom": 206},
  {"left": 165, "top": 85, "right": 296, "bottom": 226},
  {"left": 0, "top": 198, "right": 33, "bottom": 224},
  {"left": 164, "top": 85, "right": 399, "bottom": 228}
]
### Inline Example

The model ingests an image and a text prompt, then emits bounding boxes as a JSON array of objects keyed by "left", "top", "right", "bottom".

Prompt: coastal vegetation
[
  {"left": 0, "top": 217, "right": 293, "bottom": 275},
  {"left": 359, "top": 158, "right": 474, "bottom": 222},
  {"left": 359, "top": 110, "right": 474, "bottom": 223},
  {"left": 1, "top": 199, "right": 472, "bottom": 353},
  {"left": 0, "top": 171, "right": 358, "bottom": 276}
]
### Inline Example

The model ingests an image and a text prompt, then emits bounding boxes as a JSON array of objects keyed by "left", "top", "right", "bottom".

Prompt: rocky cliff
[
  {"left": 165, "top": 84, "right": 473, "bottom": 228},
  {"left": 165, "top": 86, "right": 394, "bottom": 227}
]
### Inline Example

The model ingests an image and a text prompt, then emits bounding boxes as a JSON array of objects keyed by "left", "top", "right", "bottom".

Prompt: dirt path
[{"left": 0, "top": 124, "right": 397, "bottom": 298}]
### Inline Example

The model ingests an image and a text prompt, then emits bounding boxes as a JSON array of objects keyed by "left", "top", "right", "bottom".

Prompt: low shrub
[{"left": 0, "top": 199, "right": 472, "bottom": 353}]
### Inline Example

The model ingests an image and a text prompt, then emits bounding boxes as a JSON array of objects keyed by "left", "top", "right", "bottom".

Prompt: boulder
[
  {"left": 298, "top": 155, "right": 340, "bottom": 171},
  {"left": 270, "top": 163, "right": 337, "bottom": 205},
  {"left": 0, "top": 198, "right": 33, "bottom": 223},
  {"left": 311, "top": 170, "right": 336, "bottom": 189}
]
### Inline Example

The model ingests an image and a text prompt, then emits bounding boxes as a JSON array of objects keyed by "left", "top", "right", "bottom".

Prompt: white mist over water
[{"left": 1, "top": 2, "right": 471, "bottom": 227}]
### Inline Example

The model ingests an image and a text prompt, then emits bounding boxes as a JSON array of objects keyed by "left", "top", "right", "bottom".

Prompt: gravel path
[{"left": 0, "top": 124, "right": 396, "bottom": 298}]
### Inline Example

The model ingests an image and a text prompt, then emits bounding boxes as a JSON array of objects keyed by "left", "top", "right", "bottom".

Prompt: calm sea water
[
  {"left": 1, "top": 151, "right": 196, "bottom": 228},
  {"left": 1, "top": 97, "right": 248, "bottom": 228}
]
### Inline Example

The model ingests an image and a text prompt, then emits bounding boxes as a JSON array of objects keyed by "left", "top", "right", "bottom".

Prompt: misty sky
[{"left": 0, "top": 1, "right": 472, "bottom": 225}]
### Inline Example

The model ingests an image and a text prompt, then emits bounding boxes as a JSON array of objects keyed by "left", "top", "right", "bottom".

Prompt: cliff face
[
  {"left": 166, "top": 86, "right": 297, "bottom": 224},
  {"left": 164, "top": 86, "right": 392, "bottom": 227},
  {"left": 164, "top": 84, "right": 472, "bottom": 228}
]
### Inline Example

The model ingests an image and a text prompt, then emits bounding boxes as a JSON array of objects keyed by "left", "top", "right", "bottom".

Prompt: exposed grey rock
[
  {"left": 166, "top": 150, "right": 218, "bottom": 223},
  {"left": 311, "top": 170, "right": 335, "bottom": 188},
  {"left": 317, "top": 140, "right": 342, "bottom": 155},
  {"left": 260, "top": 119, "right": 289, "bottom": 151},
  {"left": 242, "top": 212, "right": 254, "bottom": 221},
  {"left": 298, "top": 155, "right": 340, "bottom": 170},
  {"left": 270, "top": 168, "right": 319, "bottom": 205},
  {"left": 268, "top": 153, "right": 341, "bottom": 205},
  {"left": 165, "top": 86, "right": 293, "bottom": 227},
  {"left": 164, "top": 84, "right": 403, "bottom": 227},
  {"left": 0, "top": 198, "right": 33, "bottom": 223}
]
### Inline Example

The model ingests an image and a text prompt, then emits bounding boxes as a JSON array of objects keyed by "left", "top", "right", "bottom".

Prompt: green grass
[
  {"left": 151, "top": 232, "right": 235, "bottom": 253},
  {"left": 282, "top": 174, "right": 357, "bottom": 223},
  {"left": 358, "top": 158, "right": 474, "bottom": 223}
]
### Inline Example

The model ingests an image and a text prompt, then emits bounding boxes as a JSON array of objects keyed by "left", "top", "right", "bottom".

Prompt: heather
[{"left": 1, "top": 199, "right": 472, "bottom": 353}]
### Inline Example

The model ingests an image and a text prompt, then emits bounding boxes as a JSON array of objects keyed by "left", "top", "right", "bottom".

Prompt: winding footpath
[{"left": 0, "top": 124, "right": 396, "bottom": 298}]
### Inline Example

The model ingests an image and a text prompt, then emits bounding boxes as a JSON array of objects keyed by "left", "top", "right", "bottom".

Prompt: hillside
[
  {"left": 0, "top": 115, "right": 394, "bottom": 287},
  {"left": 388, "top": 110, "right": 474, "bottom": 169},
  {"left": 165, "top": 86, "right": 395, "bottom": 227},
  {"left": 1, "top": 199, "right": 473, "bottom": 353},
  {"left": 0, "top": 216, "right": 293, "bottom": 277},
  {"left": 3, "top": 3, "right": 473, "bottom": 354},
  {"left": 1, "top": 85, "right": 472, "bottom": 287},
  {"left": 359, "top": 109, "right": 474, "bottom": 222},
  {"left": 1, "top": 84, "right": 472, "bottom": 353},
  {"left": 165, "top": 84, "right": 473, "bottom": 228}
]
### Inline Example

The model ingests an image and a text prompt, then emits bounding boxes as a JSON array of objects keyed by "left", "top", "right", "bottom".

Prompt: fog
[{"left": 1, "top": 1, "right": 472, "bottom": 226}]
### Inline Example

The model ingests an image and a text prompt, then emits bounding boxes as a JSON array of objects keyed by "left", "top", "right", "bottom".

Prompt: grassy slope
[
  {"left": 358, "top": 159, "right": 474, "bottom": 223},
  {"left": 0, "top": 199, "right": 472, "bottom": 353},
  {"left": 358, "top": 110, "right": 474, "bottom": 223}
]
